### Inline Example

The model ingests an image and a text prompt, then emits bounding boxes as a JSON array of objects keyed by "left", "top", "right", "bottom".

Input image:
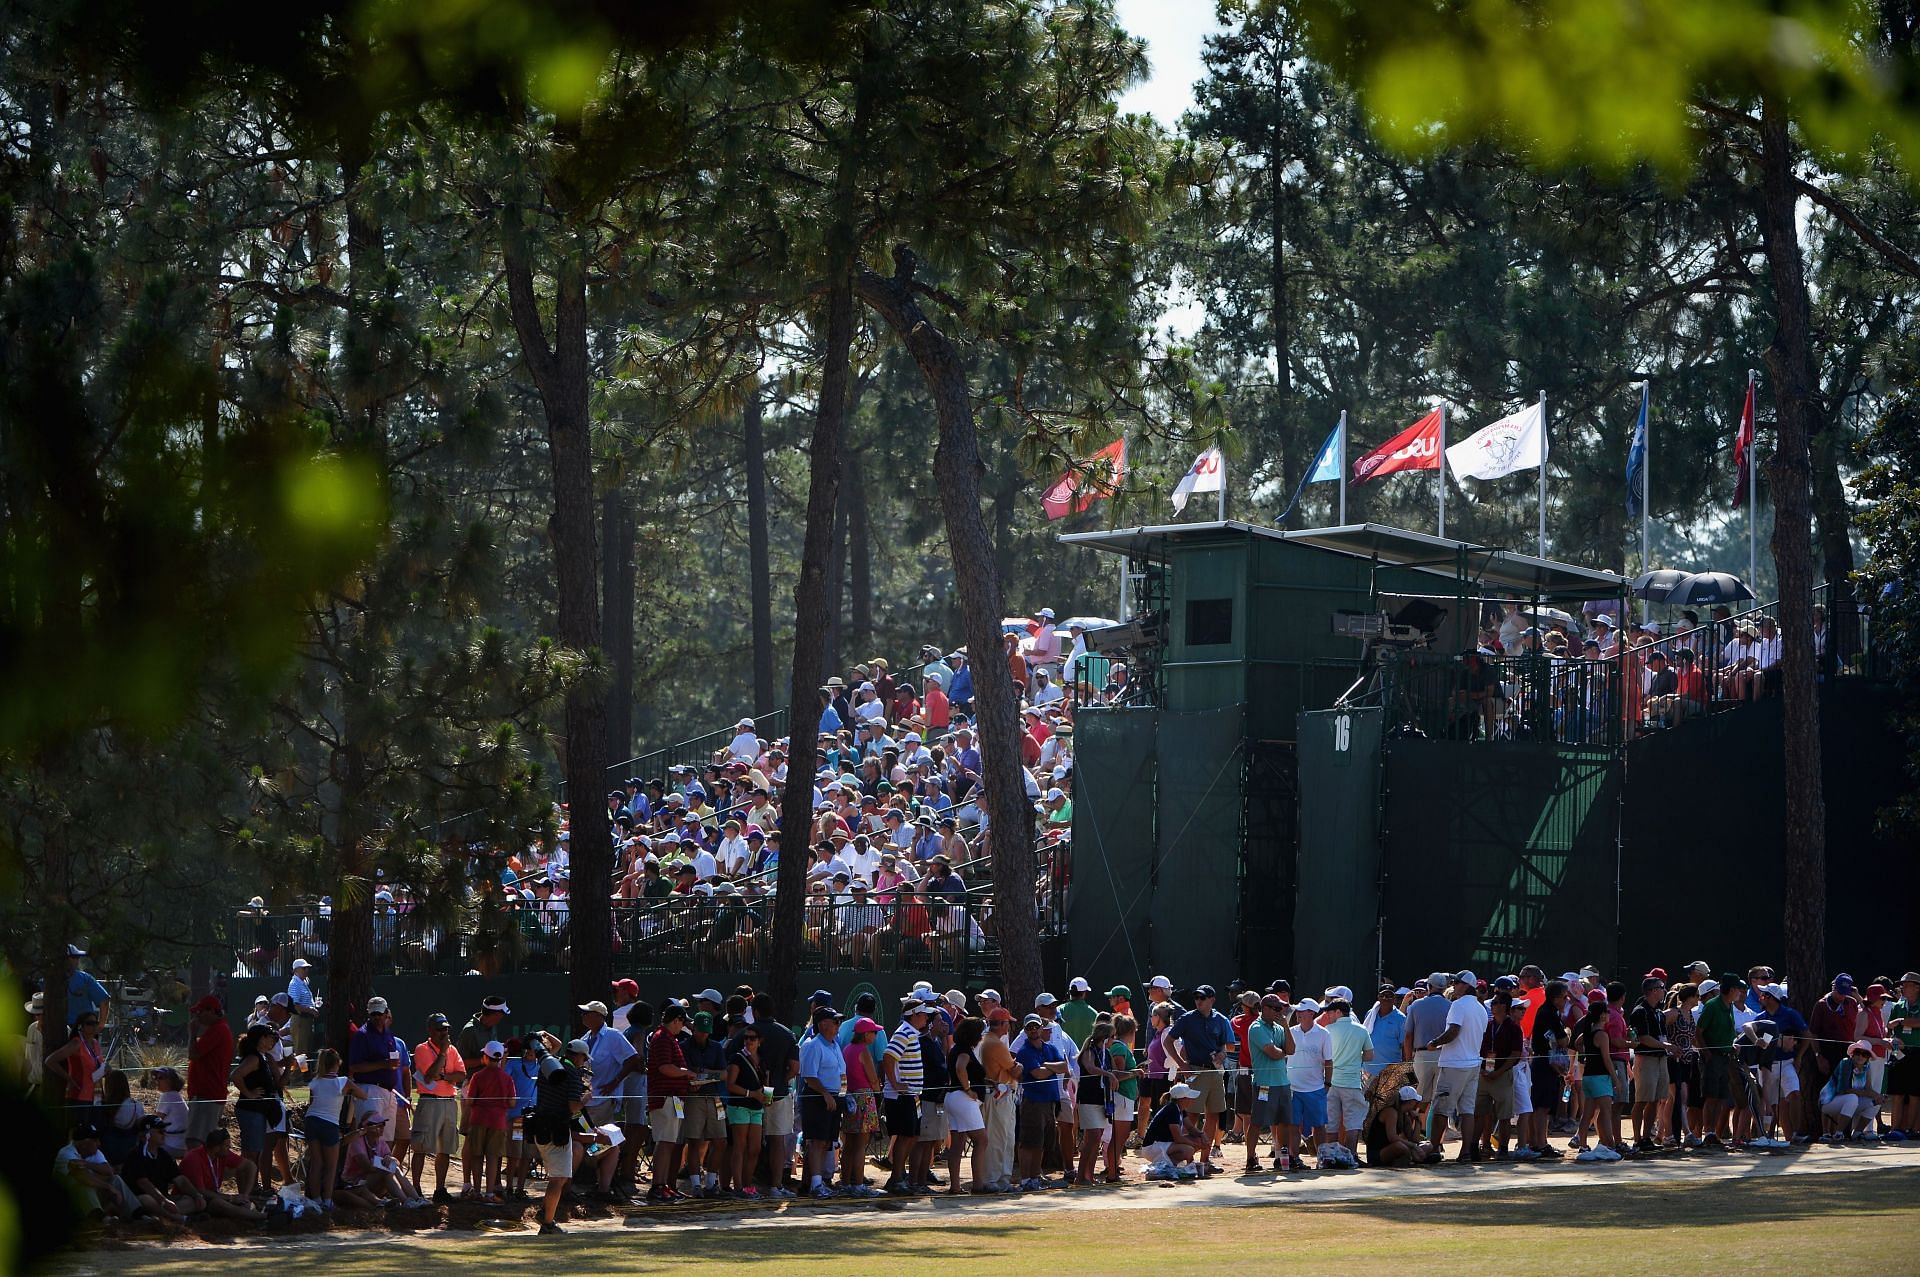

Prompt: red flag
[
  {"left": 1042, "top": 438, "right": 1127, "bottom": 520},
  {"left": 1732, "top": 379, "right": 1755, "bottom": 508},
  {"left": 1351, "top": 409, "right": 1443, "bottom": 484}
]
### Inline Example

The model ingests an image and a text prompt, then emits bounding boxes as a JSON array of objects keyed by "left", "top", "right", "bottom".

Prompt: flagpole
[
  {"left": 1537, "top": 389, "right": 1548, "bottom": 558},
  {"left": 1337, "top": 410, "right": 1348, "bottom": 524},
  {"left": 1437, "top": 404, "right": 1447, "bottom": 538},
  {"left": 1218, "top": 450, "right": 1227, "bottom": 523},
  {"left": 1747, "top": 368, "right": 1757, "bottom": 586},
  {"left": 1642, "top": 381, "right": 1652, "bottom": 577}
]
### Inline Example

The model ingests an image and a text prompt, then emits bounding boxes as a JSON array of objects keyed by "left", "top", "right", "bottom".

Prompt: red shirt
[
  {"left": 464, "top": 1062, "right": 516, "bottom": 1130},
  {"left": 189, "top": 1018, "right": 235, "bottom": 1100},
  {"left": 925, "top": 684, "right": 950, "bottom": 729},
  {"left": 181, "top": 1145, "right": 244, "bottom": 1192},
  {"left": 1514, "top": 987, "right": 1544, "bottom": 1038},
  {"left": 647, "top": 1029, "right": 690, "bottom": 1108},
  {"left": 1231, "top": 1011, "right": 1256, "bottom": 1068},
  {"left": 1676, "top": 667, "right": 1708, "bottom": 702}
]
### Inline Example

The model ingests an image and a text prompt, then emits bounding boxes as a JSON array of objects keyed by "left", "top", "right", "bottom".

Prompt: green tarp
[{"left": 1293, "top": 707, "right": 1384, "bottom": 991}]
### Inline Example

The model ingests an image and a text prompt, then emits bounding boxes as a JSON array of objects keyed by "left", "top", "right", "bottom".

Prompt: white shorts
[
  {"left": 1112, "top": 1094, "right": 1137, "bottom": 1123},
  {"left": 943, "top": 1091, "right": 984, "bottom": 1133},
  {"left": 1077, "top": 1103, "right": 1110, "bottom": 1131},
  {"left": 1513, "top": 1069, "right": 1534, "bottom": 1116},
  {"left": 1762, "top": 1061, "right": 1800, "bottom": 1105}
]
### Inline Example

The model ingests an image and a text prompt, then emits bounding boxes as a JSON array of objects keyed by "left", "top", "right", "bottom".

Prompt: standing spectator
[
  {"left": 464, "top": 1041, "right": 516, "bottom": 1201},
  {"left": 1168, "top": 984, "right": 1234, "bottom": 1175},
  {"left": 1013, "top": 1015, "right": 1068, "bottom": 1190},
  {"left": 1324, "top": 999, "right": 1373, "bottom": 1152},
  {"left": 409, "top": 1012, "right": 466, "bottom": 1202},
  {"left": 680, "top": 1012, "right": 729, "bottom": 1198},
  {"left": 1421, "top": 971, "right": 1489, "bottom": 1163},
  {"left": 1628, "top": 976, "right": 1671, "bottom": 1150},
  {"left": 979, "top": 1008, "right": 1020, "bottom": 1191},
  {"left": 1286, "top": 999, "right": 1332, "bottom": 1158},
  {"left": 185, "top": 996, "right": 234, "bottom": 1148},
  {"left": 880, "top": 1002, "right": 932, "bottom": 1194},
  {"left": 303, "top": 1047, "right": 364, "bottom": 1209},
  {"left": 1476, "top": 993, "right": 1524, "bottom": 1158},
  {"left": 945, "top": 1016, "right": 989, "bottom": 1193},
  {"left": 21, "top": 992, "right": 45, "bottom": 1096},
  {"left": 577, "top": 1000, "right": 639, "bottom": 1130},
  {"left": 1571, "top": 992, "right": 1623, "bottom": 1160},
  {"left": 523, "top": 1032, "right": 584, "bottom": 1234},
  {"left": 1523, "top": 980, "right": 1569, "bottom": 1159},
  {"left": 1071, "top": 1022, "right": 1118, "bottom": 1185},
  {"left": 839, "top": 1017, "right": 886, "bottom": 1197},
  {"left": 65, "top": 944, "right": 110, "bottom": 1028},
  {"left": 753, "top": 992, "right": 800, "bottom": 1198},
  {"left": 285, "top": 959, "right": 319, "bottom": 1058},
  {"left": 1697, "top": 977, "right": 1742, "bottom": 1147},
  {"left": 230, "top": 1023, "right": 285, "bottom": 1188},
  {"left": 1809, "top": 975, "right": 1863, "bottom": 1096},
  {"left": 1246, "top": 995, "right": 1294, "bottom": 1173},
  {"left": 1057, "top": 978, "right": 1098, "bottom": 1047},
  {"left": 644, "top": 1005, "right": 695, "bottom": 1203},
  {"left": 1364, "top": 985, "right": 1406, "bottom": 1080},
  {"left": 721, "top": 1024, "right": 766, "bottom": 1198},
  {"left": 347, "top": 996, "right": 406, "bottom": 1132},
  {"left": 1756, "top": 984, "right": 1808, "bottom": 1144},
  {"left": 47, "top": 1009, "right": 105, "bottom": 1121},
  {"left": 797, "top": 1006, "right": 844, "bottom": 1198},
  {"left": 1404, "top": 975, "right": 1451, "bottom": 1110}
]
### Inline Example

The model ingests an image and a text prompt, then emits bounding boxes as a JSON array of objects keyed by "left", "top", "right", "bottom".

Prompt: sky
[{"left": 1114, "top": 0, "right": 1225, "bottom": 126}]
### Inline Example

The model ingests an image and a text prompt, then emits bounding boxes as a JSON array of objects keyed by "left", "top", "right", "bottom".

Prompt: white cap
[
  {"left": 482, "top": 1040, "right": 506, "bottom": 1057},
  {"left": 1397, "top": 1085, "right": 1422, "bottom": 1103},
  {"left": 66, "top": 943, "right": 87, "bottom": 957},
  {"left": 1168, "top": 1082, "right": 1200, "bottom": 1100},
  {"left": 978, "top": 989, "right": 1002, "bottom": 1003},
  {"left": 291, "top": 958, "right": 313, "bottom": 970},
  {"left": 737, "top": 718, "right": 756, "bottom": 730},
  {"left": 1034, "top": 992, "right": 1058, "bottom": 1007},
  {"left": 577, "top": 1000, "right": 610, "bottom": 1017},
  {"left": 1045, "top": 788, "right": 1065, "bottom": 802},
  {"left": 365, "top": 996, "right": 390, "bottom": 1014},
  {"left": 1322, "top": 985, "right": 1353, "bottom": 1003},
  {"left": 1038, "top": 608, "right": 1056, "bottom": 619},
  {"left": 1148, "top": 974, "right": 1172, "bottom": 991},
  {"left": 1698, "top": 980, "right": 1720, "bottom": 999},
  {"left": 1068, "top": 977, "right": 1091, "bottom": 993},
  {"left": 1295, "top": 997, "right": 1323, "bottom": 1014},
  {"left": 1452, "top": 970, "right": 1479, "bottom": 987}
]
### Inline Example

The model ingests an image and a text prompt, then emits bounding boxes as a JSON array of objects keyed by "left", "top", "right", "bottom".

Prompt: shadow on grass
[{"left": 1305, "top": 1163, "right": 1920, "bottom": 1229}]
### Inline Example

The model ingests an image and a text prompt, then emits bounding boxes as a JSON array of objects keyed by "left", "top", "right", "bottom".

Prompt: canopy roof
[{"left": 1057, "top": 520, "right": 1624, "bottom": 599}]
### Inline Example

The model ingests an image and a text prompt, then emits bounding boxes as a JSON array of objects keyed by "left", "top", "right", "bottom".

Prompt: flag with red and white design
[
  {"left": 1041, "top": 438, "right": 1127, "bottom": 521},
  {"left": 1732, "top": 379, "right": 1756, "bottom": 508},
  {"left": 1352, "top": 409, "right": 1443, "bottom": 483},
  {"left": 1170, "top": 446, "right": 1224, "bottom": 514}
]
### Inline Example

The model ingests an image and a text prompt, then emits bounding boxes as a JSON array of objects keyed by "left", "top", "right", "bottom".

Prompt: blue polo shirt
[
  {"left": 1014, "top": 1039, "right": 1065, "bottom": 1103},
  {"left": 68, "top": 970, "right": 110, "bottom": 1025},
  {"left": 1170, "top": 1007, "right": 1235, "bottom": 1067},
  {"left": 1367, "top": 1008, "right": 1406, "bottom": 1074},
  {"left": 800, "top": 1033, "right": 845, "bottom": 1093}
]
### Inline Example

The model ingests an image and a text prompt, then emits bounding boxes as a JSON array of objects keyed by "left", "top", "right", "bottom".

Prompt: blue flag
[
  {"left": 1278, "top": 420, "right": 1344, "bottom": 522},
  {"left": 1625, "top": 383, "right": 1648, "bottom": 518}
]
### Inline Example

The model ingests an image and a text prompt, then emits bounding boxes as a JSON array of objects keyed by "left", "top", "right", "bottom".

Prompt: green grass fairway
[{"left": 75, "top": 1167, "right": 1920, "bottom": 1277}]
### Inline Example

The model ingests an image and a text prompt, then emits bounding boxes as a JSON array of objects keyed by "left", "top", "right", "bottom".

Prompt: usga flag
[
  {"left": 1171, "top": 446, "right": 1224, "bottom": 513},
  {"left": 1446, "top": 401, "right": 1546, "bottom": 482},
  {"left": 1041, "top": 438, "right": 1127, "bottom": 521},
  {"left": 1351, "top": 410, "right": 1442, "bottom": 483}
]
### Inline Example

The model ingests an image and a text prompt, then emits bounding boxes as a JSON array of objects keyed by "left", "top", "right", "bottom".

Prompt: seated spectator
[
  {"left": 179, "top": 1125, "right": 267, "bottom": 1219},
  {"left": 1753, "top": 616, "right": 1783, "bottom": 695},
  {"left": 1719, "top": 623, "right": 1761, "bottom": 701},
  {"left": 56, "top": 1122, "right": 138, "bottom": 1221}
]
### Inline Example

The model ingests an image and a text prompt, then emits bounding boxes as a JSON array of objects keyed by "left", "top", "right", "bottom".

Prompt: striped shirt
[{"left": 882, "top": 1024, "right": 923, "bottom": 1098}]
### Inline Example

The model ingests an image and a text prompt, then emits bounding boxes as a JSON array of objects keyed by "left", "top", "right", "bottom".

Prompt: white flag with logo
[
  {"left": 1446, "top": 402, "right": 1545, "bottom": 481},
  {"left": 1171, "top": 446, "right": 1224, "bottom": 513}
]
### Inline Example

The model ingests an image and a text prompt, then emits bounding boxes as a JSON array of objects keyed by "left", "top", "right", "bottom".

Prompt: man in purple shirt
[{"left": 348, "top": 996, "right": 408, "bottom": 1128}]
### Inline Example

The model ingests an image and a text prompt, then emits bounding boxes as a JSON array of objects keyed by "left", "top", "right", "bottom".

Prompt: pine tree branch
[{"left": 1792, "top": 176, "right": 1920, "bottom": 280}]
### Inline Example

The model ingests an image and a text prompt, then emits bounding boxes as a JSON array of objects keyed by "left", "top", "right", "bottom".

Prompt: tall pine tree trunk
[
  {"left": 857, "top": 247, "right": 1043, "bottom": 1010},
  {"left": 1755, "top": 96, "right": 1826, "bottom": 1021},
  {"left": 602, "top": 486, "right": 636, "bottom": 761},
  {"left": 327, "top": 121, "right": 386, "bottom": 1046},
  {"left": 1811, "top": 421, "right": 1859, "bottom": 660},
  {"left": 848, "top": 447, "right": 874, "bottom": 655},
  {"left": 767, "top": 69, "right": 872, "bottom": 1019},
  {"left": 824, "top": 462, "right": 848, "bottom": 673},
  {"left": 1269, "top": 124, "right": 1292, "bottom": 521},
  {"left": 503, "top": 232, "right": 612, "bottom": 1012},
  {"left": 745, "top": 388, "right": 776, "bottom": 715}
]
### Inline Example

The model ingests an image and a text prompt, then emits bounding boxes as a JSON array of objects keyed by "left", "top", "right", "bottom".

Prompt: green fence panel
[
  {"left": 1293, "top": 707, "right": 1384, "bottom": 991},
  {"left": 1067, "top": 707, "right": 1159, "bottom": 987},
  {"left": 1151, "top": 705, "right": 1246, "bottom": 988}
]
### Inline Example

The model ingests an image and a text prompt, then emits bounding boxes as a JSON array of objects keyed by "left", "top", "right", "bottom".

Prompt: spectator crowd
[{"left": 30, "top": 958, "right": 1920, "bottom": 1234}]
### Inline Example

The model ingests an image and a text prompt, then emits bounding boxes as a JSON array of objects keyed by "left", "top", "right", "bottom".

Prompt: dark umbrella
[
  {"left": 1664, "top": 571, "right": 1756, "bottom": 606},
  {"left": 1629, "top": 568, "right": 1691, "bottom": 602}
]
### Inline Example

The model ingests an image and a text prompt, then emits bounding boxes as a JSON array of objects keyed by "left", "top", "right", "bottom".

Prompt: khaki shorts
[
  {"left": 649, "top": 1100, "right": 683, "bottom": 1144},
  {"left": 1327, "top": 1086, "right": 1368, "bottom": 1133},
  {"left": 1431, "top": 1066, "right": 1480, "bottom": 1118},
  {"left": 531, "top": 1138, "right": 573, "bottom": 1178},
  {"left": 680, "top": 1096, "right": 727, "bottom": 1143},
  {"left": 470, "top": 1125, "right": 509, "bottom": 1160},
  {"left": 764, "top": 1093, "right": 795, "bottom": 1140},
  {"left": 412, "top": 1095, "right": 461, "bottom": 1155},
  {"left": 1632, "top": 1055, "right": 1672, "bottom": 1102},
  {"left": 1480, "top": 1070, "right": 1516, "bottom": 1124},
  {"left": 1181, "top": 1070, "right": 1228, "bottom": 1115}
]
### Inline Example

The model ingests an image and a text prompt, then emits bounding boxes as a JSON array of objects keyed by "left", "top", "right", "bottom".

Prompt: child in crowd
[{"left": 303, "top": 1048, "right": 366, "bottom": 1210}]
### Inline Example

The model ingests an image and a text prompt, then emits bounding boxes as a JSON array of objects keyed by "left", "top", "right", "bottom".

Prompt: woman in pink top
[{"left": 839, "top": 1019, "right": 885, "bottom": 1195}]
